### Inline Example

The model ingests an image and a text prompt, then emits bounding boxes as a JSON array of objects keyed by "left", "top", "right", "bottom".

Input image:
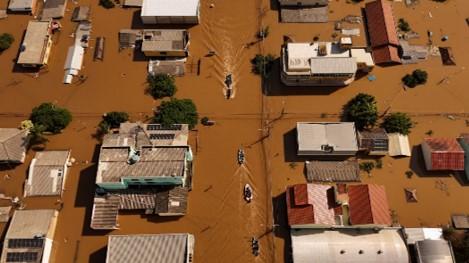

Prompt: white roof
[
  {"left": 141, "top": 0, "right": 199, "bottom": 17},
  {"left": 351, "top": 48, "right": 375, "bottom": 67},
  {"left": 310, "top": 57, "right": 357, "bottom": 74},
  {"left": 291, "top": 229, "right": 409, "bottom": 263},
  {"left": 297, "top": 122, "right": 358, "bottom": 152},
  {"left": 64, "top": 45, "right": 84, "bottom": 71},
  {"left": 404, "top": 228, "right": 444, "bottom": 245},
  {"left": 388, "top": 133, "right": 411, "bottom": 157}
]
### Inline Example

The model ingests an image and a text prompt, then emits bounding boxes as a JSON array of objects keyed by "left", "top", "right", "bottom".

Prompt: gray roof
[
  {"left": 291, "top": 228, "right": 409, "bottom": 263},
  {"left": 297, "top": 122, "right": 358, "bottom": 154},
  {"left": 305, "top": 160, "right": 360, "bottom": 182},
  {"left": 17, "top": 21, "right": 51, "bottom": 65},
  {"left": 155, "top": 186, "right": 188, "bottom": 215},
  {"left": 106, "top": 234, "right": 191, "bottom": 263},
  {"left": 90, "top": 196, "right": 119, "bottom": 230},
  {"left": 41, "top": 0, "right": 67, "bottom": 19},
  {"left": 141, "top": 30, "right": 188, "bottom": 52},
  {"left": 310, "top": 57, "right": 357, "bottom": 74},
  {"left": 25, "top": 150, "right": 70, "bottom": 197},
  {"left": 452, "top": 214, "right": 469, "bottom": 229},
  {"left": 71, "top": 6, "right": 90, "bottom": 22},
  {"left": 148, "top": 59, "right": 185, "bottom": 76},
  {"left": 0, "top": 128, "right": 29, "bottom": 163},
  {"left": 5, "top": 210, "right": 56, "bottom": 239},
  {"left": 8, "top": 0, "right": 33, "bottom": 10},
  {"left": 415, "top": 239, "right": 455, "bottom": 263},
  {"left": 279, "top": 0, "right": 328, "bottom": 6}
]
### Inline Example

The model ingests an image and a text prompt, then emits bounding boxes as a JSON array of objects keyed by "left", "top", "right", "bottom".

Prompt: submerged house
[
  {"left": 286, "top": 183, "right": 392, "bottom": 228},
  {"left": 279, "top": 0, "right": 328, "bottom": 23},
  {"left": 421, "top": 138, "right": 464, "bottom": 171},
  {"left": 358, "top": 128, "right": 389, "bottom": 155},
  {"left": 364, "top": 0, "right": 401, "bottom": 65},
  {"left": 296, "top": 122, "right": 358, "bottom": 156},
  {"left": 24, "top": 150, "right": 71, "bottom": 197},
  {"left": 106, "top": 233, "right": 195, "bottom": 263},
  {"left": 0, "top": 128, "right": 29, "bottom": 164},
  {"left": 281, "top": 41, "right": 373, "bottom": 87},
  {"left": 0, "top": 210, "right": 58, "bottom": 263},
  {"left": 141, "top": 0, "right": 200, "bottom": 24},
  {"left": 7, "top": 0, "right": 38, "bottom": 14},
  {"left": 91, "top": 123, "right": 194, "bottom": 230},
  {"left": 141, "top": 29, "right": 190, "bottom": 57},
  {"left": 17, "top": 20, "right": 53, "bottom": 68}
]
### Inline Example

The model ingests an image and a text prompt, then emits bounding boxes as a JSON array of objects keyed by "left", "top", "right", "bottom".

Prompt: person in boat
[{"left": 225, "top": 74, "right": 233, "bottom": 88}]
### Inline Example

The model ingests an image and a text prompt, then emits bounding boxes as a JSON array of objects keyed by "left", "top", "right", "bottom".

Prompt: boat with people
[
  {"left": 251, "top": 237, "right": 259, "bottom": 256},
  {"left": 237, "top": 148, "right": 245, "bottom": 165},
  {"left": 225, "top": 73, "right": 233, "bottom": 99},
  {"left": 244, "top": 184, "right": 253, "bottom": 203}
]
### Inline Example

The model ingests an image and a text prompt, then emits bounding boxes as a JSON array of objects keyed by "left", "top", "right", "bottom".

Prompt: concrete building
[
  {"left": 141, "top": 0, "right": 199, "bottom": 24},
  {"left": 106, "top": 234, "right": 194, "bottom": 263},
  {"left": 281, "top": 41, "right": 373, "bottom": 86},
  {"left": 24, "top": 150, "right": 71, "bottom": 197},
  {"left": 91, "top": 123, "right": 194, "bottom": 230},
  {"left": 17, "top": 20, "right": 53, "bottom": 68},
  {"left": 41, "top": 0, "right": 67, "bottom": 19},
  {"left": 404, "top": 228, "right": 456, "bottom": 263},
  {"left": 358, "top": 128, "right": 389, "bottom": 155},
  {"left": 0, "top": 210, "right": 58, "bottom": 263},
  {"left": 421, "top": 138, "right": 465, "bottom": 171},
  {"left": 8, "top": 0, "right": 38, "bottom": 14},
  {"left": 141, "top": 29, "right": 189, "bottom": 57},
  {"left": 0, "top": 128, "right": 29, "bottom": 164},
  {"left": 296, "top": 122, "right": 358, "bottom": 156}
]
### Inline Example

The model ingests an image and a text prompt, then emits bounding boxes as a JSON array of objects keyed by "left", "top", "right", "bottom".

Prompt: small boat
[
  {"left": 251, "top": 237, "right": 259, "bottom": 256},
  {"left": 225, "top": 73, "right": 233, "bottom": 99},
  {"left": 237, "top": 148, "right": 245, "bottom": 165},
  {"left": 244, "top": 184, "right": 253, "bottom": 203}
]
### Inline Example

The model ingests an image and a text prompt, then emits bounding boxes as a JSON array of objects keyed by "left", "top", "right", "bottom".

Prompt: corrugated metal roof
[
  {"left": 0, "top": 128, "right": 28, "bottom": 163},
  {"left": 310, "top": 57, "right": 357, "bottom": 74},
  {"left": 287, "top": 184, "right": 336, "bottom": 226},
  {"left": 41, "top": 0, "right": 67, "bottom": 19},
  {"left": 91, "top": 196, "right": 120, "bottom": 230},
  {"left": 365, "top": 0, "right": 399, "bottom": 48},
  {"left": 348, "top": 184, "right": 392, "bottom": 226},
  {"left": 424, "top": 138, "right": 464, "bottom": 152},
  {"left": 372, "top": 45, "right": 401, "bottom": 64},
  {"left": 106, "top": 234, "right": 191, "bottom": 263},
  {"left": 415, "top": 239, "right": 455, "bottom": 263},
  {"left": 306, "top": 160, "right": 360, "bottom": 182},
  {"left": 297, "top": 122, "right": 358, "bottom": 154},
  {"left": 291, "top": 228, "right": 409, "bottom": 263},
  {"left": 141, "top": 0, "right": 199, "bottom": 17},
  {"left": 5, "top": 210, "right": 56, "bottom": 239},
  {"left": 388, "top": 133, "right": 411, "bottom": 157}
]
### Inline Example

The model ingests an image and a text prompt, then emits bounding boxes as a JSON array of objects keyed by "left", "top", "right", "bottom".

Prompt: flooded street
[{"left": 1, "top": 0, "right": 469, "bottom": 262}]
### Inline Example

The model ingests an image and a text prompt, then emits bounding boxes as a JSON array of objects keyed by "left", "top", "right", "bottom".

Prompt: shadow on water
[
  {"left": 264, "top": 59, "right": 343, "bottom": 96},
  {"left": 88, "top": 246, "right": 107, "bottom": 263},
  {"left": 272, "top": 192, "right": 292, "bottom": 263}
]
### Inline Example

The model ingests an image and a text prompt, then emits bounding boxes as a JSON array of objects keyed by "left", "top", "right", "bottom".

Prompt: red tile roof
[
  {"left": 286, "top": 184, "right": 336, "bottom": 226},
  {"left": 424, "top": 138, "right": 465, "bottom": 170},
  {"left": 348, "top": 184, "right": 392, "bottom": 226},
  {"left": 365, "top": 0, "right": 399, "bottom": 48},
  {"left": 372, "top": 45, "right": 401, "bottom": 64}
]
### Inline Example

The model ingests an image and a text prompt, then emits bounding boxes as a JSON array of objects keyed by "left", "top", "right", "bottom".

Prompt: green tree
[
  {"left": 102, "top": 111, "right": 129, "bottom": 129},
  {"left": 252, "top": 54, "right": 275, "bottom": 78},
  {"left": 402, "top": 74, "right": 418, "bottom": 88},
  {"left": 343, "top": 93, "right": 378, "bottom": 130},
  {"left": 154, "top": 98, "right": 198, "bottom": 129},
  {"left": 412, "top": 69, "right": 428, "bottom": 84},
  {"left": 99, "top": 0, "right": 115, "bottom": 8},
  {"left": 30, "top": 103, "right": 72, "bottom": 134},
  {"left": 398, "top": 18, "right": 411, "bottom": 32},
  {"left": 0, "top": 33, "right": 14, "bottom": 51},
  {"left": 382, "top": 112, "right": 413, "bottom": 135},
  {"left": 147, "top": 74, "right": 177, "bottom": 99}
]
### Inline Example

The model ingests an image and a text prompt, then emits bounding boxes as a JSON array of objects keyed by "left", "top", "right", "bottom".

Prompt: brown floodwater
[{"left": 1, "top": 0, "right": 469, "bottom": 262}]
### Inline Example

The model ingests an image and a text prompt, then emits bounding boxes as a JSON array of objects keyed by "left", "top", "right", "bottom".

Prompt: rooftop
[
  {"left": 8, "top": 0, "right": 34, "bottom": 10},
  {"left": 305, "top": 160, "right": 360, "bottom": 182},
  {"left": 296, "top": 122, "right": 358, "bottom": 154},
  {"left": 364, "top": 0, "right": 399, "bottom": 48},
  {"left": 452, "top": 214, "right": 469, "bottom": 229},
  {"left": 17, "top": 20, "right": 51, "bottom": 65},
  {"left": 291, "top": 228, "right": 409, "bottom": 263},
  {"left": 141, "top": 0, "right": 199, "bottom": 17},
  {"left": 286, "top": 184, "right": 336, "bottom": 226},
  {"left": 403, "top": 228, "right": 444, "bottom": 245},
  {"left": 41, "top": 0, "right": 67, "bottom": 19},
  {"left": 415, "top": 239, "right": 455, "bottom": 263},
  {"left": 348, "top": 184, "right": 392, "bottom": 226},
  {"left": 5, "top": 210, "right": 56, "bottom": 239},
  {"left": 25, "top": 150, "right": 70, "bottom": 197},
  {"left": 372, "top": 45, "right": 401, "bottom": 64},
  {"left": 388, "top": 133, "right": 411, "bottom": 157},
  {"left": 141, "top": 30, "right": 188, "bottom": 52},
  {"left": 423, "top": 138, "right": 464, "bottom": 152},
  {"left": 106, "top": 234, "right": 193, "bottom": 263},
  {"left": 0, "top": 128, "right": 29, "bottom": 163}
]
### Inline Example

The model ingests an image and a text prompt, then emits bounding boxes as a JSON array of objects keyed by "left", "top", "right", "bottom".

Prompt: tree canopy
[
  {"left": 343, "top": 93, "right": 378, "bottom": 130},
  {"left": 102, "top": 111, "right": 129, "bottom": 129},
  {"left": 252, "top": 54, "right": 275, "bottom": 78},
  {"left": 382, "top": 112, "right": 413, "bottom": 135},
  {"left": 0, "top": 33, "right": 14, "bottom": 51},
  {"left": 30, "top": 103, "right": 72, "bottom": 133},
  {"left": 154, "top": 98, "right": 198, "bottom": 129},
  {"left": 147, "top": 74, "right": 177, "bottom": 99},
  {"left": 402, "top": 69, "right": 428, "bottom": 88}
]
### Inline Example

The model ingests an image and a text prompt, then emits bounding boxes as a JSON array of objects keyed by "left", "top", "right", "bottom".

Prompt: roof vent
[
  {"left": 127, "top": 148, "right": 140, "bottom": 164},
  {"left": 321, "top": 144, "right": 334, "bottom": 153}
]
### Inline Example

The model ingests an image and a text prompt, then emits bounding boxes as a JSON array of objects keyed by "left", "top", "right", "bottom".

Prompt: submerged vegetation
[
  {"left": 402, "top": 69, "right": 428, "bottom": 88},
  {"left": 0, "top": 33, "right": 14, "bottom": 51},
  {"left": 154, "top": 98, "right": 198, "bottom": 129},
  {"left": 147, "top": 74, "right": 177, "bottom": 99},
  {"left": 97, "top": 111, "right": 129, "bottom": 135},
  {"left": 30, "top": 103, "right": 72, "bottom": 134},
  {"left": 382, "top": 112, "right": 413, "bottom": 135},
  {"left": 252, "top": 54, "right": 275, "bottom": 78},
  {"left": 99, "top": 0, "right": 115, "bottom": 8},
  {"left": 343, "top": 93, "right": 378, "bottom": 130}
]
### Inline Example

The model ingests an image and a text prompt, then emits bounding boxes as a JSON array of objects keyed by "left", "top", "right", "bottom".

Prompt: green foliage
[
  {"left": 0, "top": 33, "right": 14, "bottom": 51},
  {"left": 343, "top": 93, "right": 378, "bottom": 130},
  {"left": 99, "top": 0, "right": 115, "bottom": 8},
  {"left": 102, "top": 112, "right": 129, "bottom": 129},
  {"left": 375, "top": 159, "right": 383, "bottom": 169},
  {"left": 154, "top": 98, "right": 198, "bottom": 129},
  {"left": 258, "top": 26, "right": 270, "bottom": 39},
  {"left": 398, "top": 18, "right": 411, "bottom": 32},
  {"left": 30, "top": 103, "right": 72, "bottom": 134},
  {"left": 359, "top": 161, "right": 375, "bottom": 174},
  {"left": 252, "top": 54, "right": 275, "bottom": 78},
  {"left": 402, "top": 69, "right": 428, "bottom": 88},
  {"left": 28, "top": 124, "right": 48, "bottom": 146},
  {"left": 147, "top": 74, "right": 177, "bottom": 99},
  {"left": 382, "top": 112, "right": 413, "bottom": 135}
]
